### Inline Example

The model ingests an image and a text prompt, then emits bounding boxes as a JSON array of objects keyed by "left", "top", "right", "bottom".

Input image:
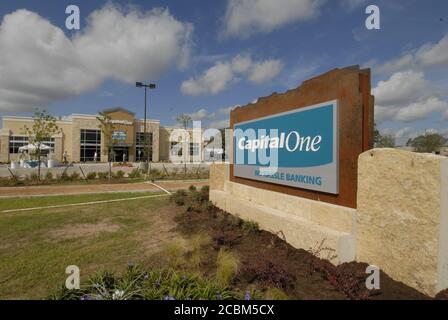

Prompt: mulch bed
[{"left": 174, "top": 202, "right": 435, "bottom": 300}]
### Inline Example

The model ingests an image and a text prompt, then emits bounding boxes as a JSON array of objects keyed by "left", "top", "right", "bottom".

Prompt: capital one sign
[{"left": 233, "top": 100, "right": 339, "bottom": 194}]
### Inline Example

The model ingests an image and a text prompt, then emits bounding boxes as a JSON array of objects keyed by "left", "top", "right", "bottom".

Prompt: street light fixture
[{"left": 136, "top": 82, "right": 156, "bottom": 175}]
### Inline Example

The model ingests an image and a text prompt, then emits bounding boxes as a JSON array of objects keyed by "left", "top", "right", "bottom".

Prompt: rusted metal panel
[{"left": 229, "top": 66, "right": 374, "bottom": 209}]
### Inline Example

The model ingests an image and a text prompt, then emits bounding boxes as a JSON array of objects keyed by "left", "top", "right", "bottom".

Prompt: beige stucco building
[{"left": 0, "top": 108, "right": 203, "bottom": 163}]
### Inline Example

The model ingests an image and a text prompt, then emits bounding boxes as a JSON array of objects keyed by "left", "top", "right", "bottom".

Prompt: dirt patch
[
  {"left": 174, "top": 198, "right": 431, "bottom": 300},
  {"left": 48, "top": 221, "right": 121, "bottom": 240},
  {"left": 135, "top": 204, "right": 187, "bottom": 253}
]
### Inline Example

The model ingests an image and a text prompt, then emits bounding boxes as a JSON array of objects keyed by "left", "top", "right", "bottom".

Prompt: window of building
[
  {"left": 136, "top": 132, "right": 153, "bottom": 162},
  {"left": 170, "top": 141, "right": 182, "bottom": 157},
  {"left": 9, "top": 136, "right": 55, "bottom": 155},
  {"left": 41, "top": 138, "right": 55, "bottom": 155},
  {"left": 9, "top": 136, "right": 28, "bottom": 154},
  {"left": 80, "top": 129, "right": 101, "bottom": 162}
]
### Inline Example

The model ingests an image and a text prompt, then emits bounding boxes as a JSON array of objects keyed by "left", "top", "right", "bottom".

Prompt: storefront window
[
  {"left": 136, "top": 132, "right": 153, "bottom": 161},
  {"left": 9, "top": 136, "right": 28, "bottom": 154},
  {"left": 80, "top": 129, "right": 101, "bottom": 162},
  {"left": 9, "top": 136, "right": 54, "bottom": 155}
]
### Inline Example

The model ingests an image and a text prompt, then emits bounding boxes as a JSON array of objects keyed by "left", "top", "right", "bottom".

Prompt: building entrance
[{"left": 111, "top": 147, "right": 129, "bottom": 162}]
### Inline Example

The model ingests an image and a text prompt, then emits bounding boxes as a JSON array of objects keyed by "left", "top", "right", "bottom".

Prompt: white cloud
[
  {"left": 209, "top": 119, "right": 230, "bottom": 129},
  {"left": 375, "top": 106, "right": 398, "bottom": 124},
  {"left": 394, "top": 97, "right": 448, "bottom": 122},
  {"left": 415, "top": 34, "right": 448, "bottom": 68},
  {"left": 373, "top": 71, "right": 448, "bottom": 123},
  {"left": 181, "top": 55, "right": 283, "bottom": 96},
  {"left": 394, "top": 127, "right": 415, "bottom": 140},
  {"left": 181, "top": 63, "right": 234, "bottom": 96},
  {"left": 375, "top": 98, "right": 448, "bottom": 124},
  {"left": 341, "top": 0, "right": 367, "bottom": 11},
  {"left": 373, "top": 71, "right": 432, "bottom": 106},
  {"left": 248, "top": 60, "right": 284, "bottom": 84},
  {"left": 375, "top": 34, "right": 448, "bottom": 75},
  {"left": 375, "top": 54, "right": 415, "bottom": 75},
  {"left": 0, "top": 5, "right": 193, "bottom": 112},
  {"left": 187, "top": 108, "right": 210, "bottom": 121},
  {"left": 223, "top": 0, "right": 323, "bottom": 38},
  {"left": 231, "top": 55, "right": 253, "bottom": 73},
  {"left": 218, "top": 105, "right": 239, "bottom": 115},
  {"left": 185, "top": 105, "right": 238, "bottom": 129},
  {"left": 379, "top": 127, "right": 419, "bottom": 145}
]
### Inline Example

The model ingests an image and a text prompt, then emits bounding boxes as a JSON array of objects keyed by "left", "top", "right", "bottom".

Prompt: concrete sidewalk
[{"left": 0, "top": 180, "right": 208, "bottom": 198}]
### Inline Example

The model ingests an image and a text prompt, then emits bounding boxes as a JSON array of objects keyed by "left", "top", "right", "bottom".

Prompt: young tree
[
  {"left": 23, "top": 110, "right": 62, "bottom": 182},
  {"left": 97, "top": 112, "right": 116, "bottom": 179},
  {"left": 176, "top": 114, "right": 192, "bottom": 129},
  {"left": 406, "top": 131, "right": 447, "bottom": 153},
  {"left": 376, "top": 134, "right": 396, "bottom": 148},
  {"left": 373, "top": 123, "right": 381, "bottom": 146}
]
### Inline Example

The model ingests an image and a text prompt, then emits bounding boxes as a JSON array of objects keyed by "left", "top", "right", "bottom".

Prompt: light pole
[{"left": 136, "top": 82, "right": 156, "bottom": 176}]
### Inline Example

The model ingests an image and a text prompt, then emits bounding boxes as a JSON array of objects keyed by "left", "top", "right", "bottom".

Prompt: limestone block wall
[
  {"left": 53, "top": 134, "right": 63, "bottom": 162},
  {"left": 209, "top": 148, "right": 448, "bottom": 296},
  {"left": 72, "top": 116, "right": 100, "bottom": 162},
  {"left": 209, "top": 163, "right": 227, "bottom": 191},
  {"left": 357, "top": 148, "right": 448, "bottom": 296},
  {"left": 134, "top": 120, "right": 160, "bottom": 163},
  {"left": 210, "top": 164, "right": 357, "bottom": 265},
  {"left": 0, "top": 129, "right": 10, "bottom": 163}
]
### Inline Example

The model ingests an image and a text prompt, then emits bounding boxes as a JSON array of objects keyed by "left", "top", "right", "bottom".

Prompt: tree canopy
[{"left": 406, "top": 131, "right": 447, "bottom": 153}]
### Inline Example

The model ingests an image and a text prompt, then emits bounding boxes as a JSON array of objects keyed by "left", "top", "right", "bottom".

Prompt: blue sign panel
[
  {"left": 233, "top": 100, "right": 339, "bottom": 194},
  {"left": 112, "top": 131, "right": 127, "bottom": 141}
]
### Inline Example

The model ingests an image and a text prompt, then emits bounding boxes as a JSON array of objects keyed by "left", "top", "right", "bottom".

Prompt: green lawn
[
  {"left": 0, "top": 193, "right": 175, "bottom": 299},
  {"left": 0, "top": 192, "right": 165, "bottom": 211}
]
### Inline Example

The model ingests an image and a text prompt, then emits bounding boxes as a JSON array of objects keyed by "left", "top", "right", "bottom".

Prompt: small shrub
[
  {"left": 200, "top": 185, "right": 210, "bottom": 201},
  {"left": 59, "top": 172, "right": 71, "bottom": 181},
  {"left": 149, "top": 168, "right": 162, "bottom": 178},
  {"left": 0, "top": 177, "right": 13, "bottom": 186},
  {"left": 204, "top": 201, "right": 215, "bottom": 215},
  {"left": 164, "top": 242, "right": 186, "bottom": 269},
  {"left": 216, "top": 249, "right": 239, "bottom": 288},
  {"left": 49, "top": 266, "right": 242, "bottom": 300},
  {"left": 241, "top": 220, "right": 260, "bottom": 234},
  {"left": 70, "top": 172, "right": 81, "bottom": 180},
  {"left": 188, "top": 185, "right": 197, "bottom": 192},
  {"left": 30, "top": 172, "right": 39, "bottom": 182},
  {"left": 263, "top": 287, "right": 289, "bottom": 300},
  {"left": 241, "top": 254, "right": 295, "bottom": 289},
  {"left": 190, "top": 232, "right": 211, "bottom": 252},
  {"left": 114, "top": 170, "right": 125, "bottom": 179},
  {"left": 128, "top": 169, "right": 141, "bottom": 179},
  {"left": 98, "top": 172, "right": 109, "bottom": 180},
  {"left": 45, "top": 171, "right": 53, "bottom": 181},
  {"left": 170, "top": 189, "right": 188, "bottom": 206},
  {"left": 87, "top": 172, "right": 97, "bottom": 180},
  {"left": 308, "top": 238, "right": 338, "bottom": 266},
  {"left": 188, "top": 233, "right": 211, "bottom": 268}
]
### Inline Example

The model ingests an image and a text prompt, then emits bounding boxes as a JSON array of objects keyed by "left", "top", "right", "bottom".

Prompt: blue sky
[{"left": 0, "top": 0, "right": 447, "bottom": 144}]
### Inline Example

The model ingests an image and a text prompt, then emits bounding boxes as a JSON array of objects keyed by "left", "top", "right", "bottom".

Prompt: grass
[
  {"left": 0, "top": 193, "right": 171, "bottom": 299},
  {"left": 216, "top": 249, "right": 240, "bottom": 288},
  {"left": 0, "top": 192, "right": 166, "bottom": 211},
  {"left": 50, "top": 266, "right": 238, "bottom": 300}
]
